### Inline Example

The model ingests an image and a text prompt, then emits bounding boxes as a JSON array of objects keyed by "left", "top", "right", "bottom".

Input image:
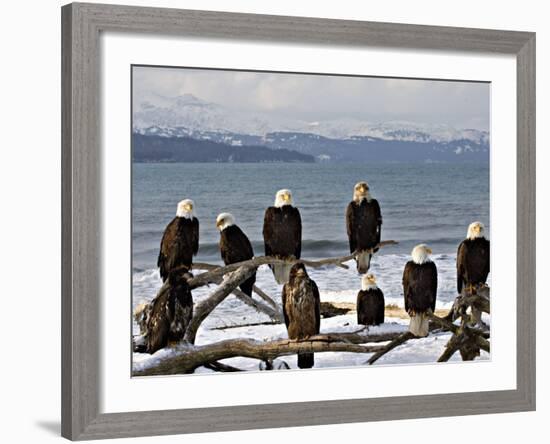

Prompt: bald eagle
[
  {"left": 457, "top": 221, "right": 490, "bottom": 294},
  {"left": 216, "top": 212, "right": 256, "bottom": 296},
  {"left": 134, "top": 271, "right": 193, "bottom": 354},
  {"left": 282, "top": 263, "right": 320, "bottom": 369},
  {"left": 157, "top": 199, "right": 199, "bottom": 282},
  {"left": 263, "top": 189, "right": 302, "bottom": 284},
  {"left": 402, "top": 244, "right": 437, "bottom": 337},
  {"left": 346, "top": 181, "right": 382, "bottom": 274},
  {"left": 357, "top": 273, "right": 385, "bottom": 326}
]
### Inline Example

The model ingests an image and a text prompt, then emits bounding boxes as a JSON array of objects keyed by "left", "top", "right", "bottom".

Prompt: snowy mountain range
[
  {"left": 134, "top": 93, "right": 489, "bottom": 144},
  {"left": 133, "top": 94, "right": 489, "bottom": 163}
]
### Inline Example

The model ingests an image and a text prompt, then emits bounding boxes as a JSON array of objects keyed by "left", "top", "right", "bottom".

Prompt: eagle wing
[
  {"left": 311, "top": 279, "right": 321, "bottom": 334},
  {"left": 402, "top": 261, "right": 414, "bottom": 313},
  {"left": 191, "top": 217, "right": 199, "bottom": 256},
  {"left": 372, "top": 199, "right": 383, "bottom": 247},
  {"left": 263, "top": 207, "right": 276, "bottom": 258},
  {"left": 145, "top": 287, "right": 171, "bottom": 353},
  {"left": 238, "top": 226, "right": 254, "bottom": 260},
  {"left": 281, "top": 283, "right": 290, "bottom": 329},
  {"left": 428, "top": 261, "right": 438, "bottom": 312},
  {"left": 157, "top": 218, "right": 177, "bottom": 281},
  {"left": 345, "top": 202, "right": 356, "bottom": 254},
  {"left": 289, "top": 207, "right": 302, "bottom": 259},
  {"left": 220, "top": 226, "right": 254, "bottom": 265},
  {"left": 482, "top": 238, "right": 491, "bottom": 277},
  {"left": 375, "top": 288, "right": 385, "bottom": 324},
  {"left": 456, "top": 240, "right": 467, "bottom": 294}
]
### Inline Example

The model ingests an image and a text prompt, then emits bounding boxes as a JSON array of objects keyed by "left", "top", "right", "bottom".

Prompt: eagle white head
[
  {"left": 353, "top": 181, "right": 371, "bottom": 202},
  {"left": 274, "top": 189, "right": 294, "bottom": 207},
  {"left": 411, "top": 244, "right": 433, "bottom": 265},
  {"left": 176, "top": 199, "right": 195, "bottom": 219},
  {"left": 467, "top": 221, "right": 486, "bottom": 240},
  {"left": 216, "top": 212, "right": 235, "bottom": 231},
  {"left": 361, "top": 273, "right": 378, "bottom": 291}
]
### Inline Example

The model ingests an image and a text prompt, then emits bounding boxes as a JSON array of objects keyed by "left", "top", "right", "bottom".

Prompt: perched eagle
[
  {"left": 356, "top": 273, "right": 385, "bottom": 326},
  {"left": 134, "top": 271, "right": 193, "bottom": 354},
  {"left": 346, "top": 181, "right": 382, "bottom": 273},
  {"left": 402, "top": 244, "right": 438, "bottom": 337},
  {"left": 282, "top": 263, "right": 320, "bottom": 369},
  {"left": 157, "top": 199, "right": 199, "bottom": 282},
  {"left": 263, "top": 189, "right": 302, "bottom": 284},
  {"left": 457, "top": 221, "right": 490, "bottom": 294},
  {"left": 216, "top": 212, "right": 256, "bottom": 296}
]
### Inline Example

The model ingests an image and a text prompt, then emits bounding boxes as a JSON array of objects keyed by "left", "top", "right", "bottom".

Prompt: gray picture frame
[{"left": 61, "top": 2, "right": 536, "bottom": 440}]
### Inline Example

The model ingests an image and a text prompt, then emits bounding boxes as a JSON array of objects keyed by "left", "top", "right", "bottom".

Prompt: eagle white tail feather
[
  {"left": 273, "top": 263, "right": 293, "bottom": 285},
  {"left": 356, "top": 251, "right": 372, "bottom": 274},
  {"left": 409, "top": 313, "right": 430, "bottom": 337}
]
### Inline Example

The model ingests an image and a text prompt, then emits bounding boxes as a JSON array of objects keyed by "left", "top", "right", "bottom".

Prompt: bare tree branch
[
  {"left": 189, "top": 262, "right": 278, "bottom": 310},
  {"left": 190, "top": 240, "right": 399, "bottom": 288},
  {"left": 230, "top": 286, "right": 283, "bottom": 322},
  {"left": 367, "top": 304, "right": 492, "bottom": 366},
  {"left": 184, "top": 264, "right": 257, "bottom": 344},
  {"left": 366, "top": 332, "right": 415, "bottom": 365},
  {"left": 252, "top": 285, "right": 279, "bottom": 310},
  {"left": 437, "top": 336, "right": 462, "bottom": 362}
]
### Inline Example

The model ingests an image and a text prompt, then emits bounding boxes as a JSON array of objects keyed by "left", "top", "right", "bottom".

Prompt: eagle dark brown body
[
  {"left": 357, "top": 288, "right": 385, "bottom": 326},
  {"left": 282, "top": 264, "right": 320, "bottom": 369},
  {"left": 402, "top": 260, "right": 438, "bottom": 337},
  {"left": 219, "top": 224, "right": 256, "bottom": 296},
  {"left": 263, "top": 205, "right": 302, "bottom": 284},
  {"left": 138, "top": 272, "right": 193, "bottom": 354},
  {"left": 157, "top": 216, "right": 199, "bottom": 282},
  {"left": 346, "top": 198, "right": 382, "bottom": 273},
  {"left": 456, "top": 237, "right": 490, "bottom": 293}
]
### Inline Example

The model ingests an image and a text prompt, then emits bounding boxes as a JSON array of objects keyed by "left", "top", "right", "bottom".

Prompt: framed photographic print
[{"left": 61, "top": 2, "right": 536, "bottom": 440}]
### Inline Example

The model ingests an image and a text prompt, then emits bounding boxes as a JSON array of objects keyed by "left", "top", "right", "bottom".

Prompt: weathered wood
[
  {"left": 437, "top": 335, "right": 462, "bottom": 362},
  {"left": 184, "top": 265, "right": 257, "bottom": 344},
  {"left": 448, "top": 285, "right": 491, "bottom": 321},
  {"left": 135, "top": 333, "right": 391, "bottom": 375},
  {"left": 192, "top": 262, "right": 279, "bottom": 310},
  {"left": 367, "top": 332, "right": 415, "bottom": 365},
  {"left": 252, "top": 285, "right": 279, "bottom": 310},
  {"left": 190, "top": 240, "right": 398, "bottom": 288},
  {"left": 231, "top": 286, "right": 283, "bottom": 322}
]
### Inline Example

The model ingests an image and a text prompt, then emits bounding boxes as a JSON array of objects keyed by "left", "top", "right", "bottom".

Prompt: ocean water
[{"left": 132, "top": 162, "right": 489, "bottom": 335}]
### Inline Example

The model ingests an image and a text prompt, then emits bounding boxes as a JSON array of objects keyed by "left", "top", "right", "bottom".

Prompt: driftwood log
[
  {"left": 135, "top": 330, "right": 403, "bottom": 376},
  {"left": 133, "top": 240, "right": 491, "bottom": 374},
  {"left": 184, "top": 264, "right": 258, "bottom": 344},
  {"left": 145, "top": 240, "right": 399, "bottom": 331}
]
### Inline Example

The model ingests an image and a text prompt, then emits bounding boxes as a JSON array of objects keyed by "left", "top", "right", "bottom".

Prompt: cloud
[{"left": 133, "top": 66, "right": 490, "bottom": 130}]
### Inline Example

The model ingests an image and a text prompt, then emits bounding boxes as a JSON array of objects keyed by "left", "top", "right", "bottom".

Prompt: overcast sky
[{"left": 133, "top": 66, "right": 490, "bottom": 130}]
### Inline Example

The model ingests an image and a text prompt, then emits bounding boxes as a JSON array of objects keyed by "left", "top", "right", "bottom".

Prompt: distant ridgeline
[
  {"left": 132, "top": 133, "right": 315, "bottom": 163},
  {"left": 132, "top": 130, "right": 489, "bottom": 164}
]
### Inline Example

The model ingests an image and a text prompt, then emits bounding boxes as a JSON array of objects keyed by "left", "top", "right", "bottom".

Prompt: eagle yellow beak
[
  {"left": 426, "top": 247, "right": 433, "bottom": 254},
  {"left": 283, "top": 194, "right": 290, "bottom": 201},
  {"left": 216, "top": 220, "right": 223, "bottom": 228}
]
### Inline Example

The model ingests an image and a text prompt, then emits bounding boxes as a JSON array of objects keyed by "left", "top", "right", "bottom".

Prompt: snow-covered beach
[{"left": 132, "top": 255, "right": 490, "bottom": 375}]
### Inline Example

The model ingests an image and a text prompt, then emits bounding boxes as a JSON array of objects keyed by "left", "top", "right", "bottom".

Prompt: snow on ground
[{"left": 132, "top": 259, "right": 490, "bottom": 375}]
